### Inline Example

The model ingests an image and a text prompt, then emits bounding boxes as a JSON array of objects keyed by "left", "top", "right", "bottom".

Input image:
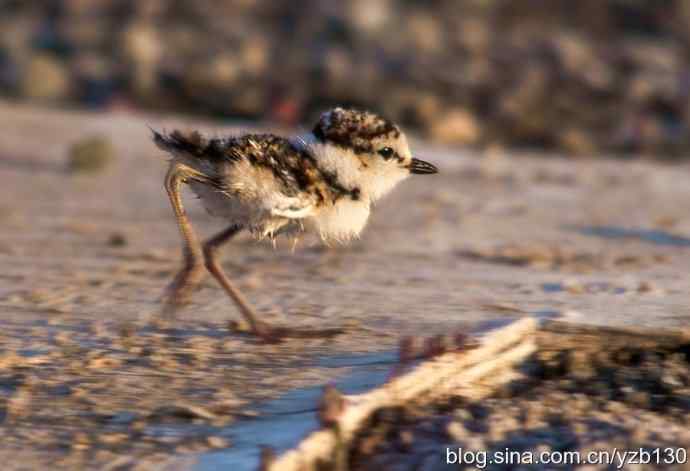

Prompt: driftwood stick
[
  {"left": 540, "top": 320, "right": 690, "bottom": 344},
  {"left": 447, "top": 339, "right": 536, "bottom": 401},
  {"left": 267, "top": 318, "right": 537, "bottom": 471}
]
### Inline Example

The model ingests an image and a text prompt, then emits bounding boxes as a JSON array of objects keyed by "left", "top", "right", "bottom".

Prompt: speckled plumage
[
  {"left": 153, "top": 108, "right": 438, "bottom": 340},
  {"left": 153, "top": 130, "right": 355, "bottom": 202},
  {"left": 154, "top": 108, "right": 431, "bottom": 242},
  {"left": 313, "top": 107, "right": 400, "bottom": 154}
]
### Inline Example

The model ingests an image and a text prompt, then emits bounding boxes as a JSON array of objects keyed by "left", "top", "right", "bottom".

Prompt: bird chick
[{"left": 153, "top": 107, "right": 438, "bottom": 341}]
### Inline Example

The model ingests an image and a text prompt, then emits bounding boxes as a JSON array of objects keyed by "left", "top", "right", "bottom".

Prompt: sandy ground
[{"left": 0, "top": 101, "right": 689, "bottom": 469}]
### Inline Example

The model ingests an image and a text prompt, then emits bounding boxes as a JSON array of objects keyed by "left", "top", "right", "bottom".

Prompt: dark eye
[{"left": 378, "top": 147, "right": 395, "bottom": 160}]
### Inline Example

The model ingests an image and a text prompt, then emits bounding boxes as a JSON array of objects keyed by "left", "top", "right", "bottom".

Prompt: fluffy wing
[{"left": 265, "top": 192, "right": 316, "bottom": 219}]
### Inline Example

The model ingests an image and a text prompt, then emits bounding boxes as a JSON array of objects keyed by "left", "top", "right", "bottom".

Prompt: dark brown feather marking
[
  {"left": 153, "top": 129, "right": 360, "bottom": 202},
  {"left": 312, "top": 108, "right": 400, "bottom": 154}
]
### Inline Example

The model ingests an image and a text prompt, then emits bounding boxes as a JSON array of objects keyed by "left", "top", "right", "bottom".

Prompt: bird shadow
[
  {"left": 141, "top": 317, "right": 347, "bottom": 345},
  {"left": 228, "top": 321, "right": 347, "bottom": 344}
]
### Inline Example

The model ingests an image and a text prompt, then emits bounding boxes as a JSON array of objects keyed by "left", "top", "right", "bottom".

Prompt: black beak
[{"left": 409, "top": 158, "right": 438, "bottom": 175}]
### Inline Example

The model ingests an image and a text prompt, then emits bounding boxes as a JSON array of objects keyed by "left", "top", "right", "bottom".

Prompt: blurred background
[{"left": 2, "top": 0, "right": 690, "bottom": 157}]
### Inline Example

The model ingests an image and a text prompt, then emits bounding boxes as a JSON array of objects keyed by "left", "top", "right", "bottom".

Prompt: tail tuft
[
  {"left": 151, "top": 128, "right": 231, "bottom": 163},
  {"left": 151, "top": 128, "right": 207, "bottom": 155}
]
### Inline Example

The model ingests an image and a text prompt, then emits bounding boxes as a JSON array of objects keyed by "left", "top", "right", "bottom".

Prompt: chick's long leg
[
  {"left": 202, "top": 224, "right": 271, "bottom": 339},
  {"left": 203, "top": 225, "right": 343, "bottom": 342},
  {"left": 161, "top": 163, "right": 206, "bottom": 317}
]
